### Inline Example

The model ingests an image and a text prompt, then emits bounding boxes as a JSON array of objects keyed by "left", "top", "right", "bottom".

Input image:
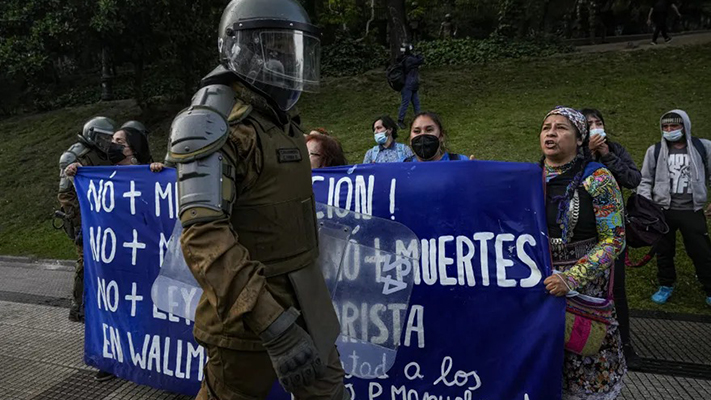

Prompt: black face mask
[
  {"left": 411, "top": 134, "right": 441, "bottom": 160},
  {"left": 108, "top": 143, "right": 127, "bottom": 164}
]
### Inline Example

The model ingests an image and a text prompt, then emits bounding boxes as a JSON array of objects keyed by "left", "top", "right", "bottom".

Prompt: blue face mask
[
  {"left": 589, "top": 128, "right": 606, "bottom": 139},
  {"left": 663, "top": 129, "right": 684, "bottom": 142},
  {"left": 374, "top": 131, "right": 388, "bottom": 145}
]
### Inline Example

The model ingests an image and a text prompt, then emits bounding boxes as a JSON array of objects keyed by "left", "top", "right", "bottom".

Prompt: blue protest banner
[
  {"left": 75, "top": 166, "right": 204, "bottom": 394},
  {"left": 76, "top": 160, "right": 564, "bottom": 400}
]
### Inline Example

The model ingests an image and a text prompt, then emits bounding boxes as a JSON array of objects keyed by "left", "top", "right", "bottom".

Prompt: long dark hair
[
  {"left": 122, "top": 128, "right": 152, "bottom": 164},
  {"left": 540, "top": 117, "right": 592, "bottom": 242},
  {"left": 372, "top": 115, "right": 399, "bottom": 140}
]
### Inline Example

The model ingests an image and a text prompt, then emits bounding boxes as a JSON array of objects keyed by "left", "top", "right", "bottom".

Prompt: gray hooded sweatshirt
[{"left": 637, "top": 109, "right": 711, "bottom": 211}]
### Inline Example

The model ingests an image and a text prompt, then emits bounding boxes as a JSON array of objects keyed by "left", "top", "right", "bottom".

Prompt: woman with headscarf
[{"left": 540, "top": 107, "right": 627, "bottom": 399}]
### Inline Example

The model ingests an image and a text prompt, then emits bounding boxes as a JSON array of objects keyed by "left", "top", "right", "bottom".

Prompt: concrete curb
[{"left": 0, "top": 255, "right": 74, "bottom": 271}]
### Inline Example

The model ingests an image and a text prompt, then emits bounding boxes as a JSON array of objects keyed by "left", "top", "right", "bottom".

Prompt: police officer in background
[
  {"left": 57, "top": 117, "right": 116, "bottom": 322},
  {"left": 166, "top": 0, "right": 346, "bottom": 399}
]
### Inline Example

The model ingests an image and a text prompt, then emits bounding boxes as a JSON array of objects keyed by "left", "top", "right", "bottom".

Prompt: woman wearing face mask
[
  {"left": 404, "top": 112, "right": 466, "bottom": 162},
  {"left": 581, "top": 108, "right": 641, "bottom": 369},
  {"left": 540, "top": 107, "right": 626, "bottom": 400},
  {"left": 363, "top": 115, "right": 413, "bottom": 163},
  {"left": 64, "top": 128, "right": 164, "bottom": 176}
]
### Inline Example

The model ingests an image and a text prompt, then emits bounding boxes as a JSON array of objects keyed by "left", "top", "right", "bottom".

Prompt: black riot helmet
[
  {"left": 120, "top": 120, "right": 149, "bottom": 137},
  {"left": 218, "top": 0, "right": 322, "bottom": 111},
  {"left": 81, "top": 116, "right": 116, "bottom": 153}
]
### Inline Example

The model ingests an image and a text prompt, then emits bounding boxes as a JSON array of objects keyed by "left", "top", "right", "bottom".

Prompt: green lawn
[{"left": 1, "top": 43, "right": 710, "bottom": 314}]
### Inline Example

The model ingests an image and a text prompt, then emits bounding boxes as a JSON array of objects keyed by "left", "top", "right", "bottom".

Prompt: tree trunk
[
  {"left": 100, "top": 46, "right": 114, "bottom": 101},
  {"left": 386, "top": 0, "right": 408, "bottom": 63},
  {"left": 132, "top": 58, "right": 145, "bottom": 109}
]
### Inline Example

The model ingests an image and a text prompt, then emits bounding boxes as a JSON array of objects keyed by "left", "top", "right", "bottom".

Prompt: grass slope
[{"left": 1, "top": 44, "right": 709, "bottom": 314}]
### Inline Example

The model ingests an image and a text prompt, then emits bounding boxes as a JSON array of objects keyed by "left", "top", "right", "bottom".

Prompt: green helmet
[
  {"left": 218, "top": 0, "right": 321, "bottom": 111},
  {"left": 82, "top": 116, "right": 116, "bottom": 153},
  {"left": 120, "top": 120, "right": 149, "bottom": 137}
]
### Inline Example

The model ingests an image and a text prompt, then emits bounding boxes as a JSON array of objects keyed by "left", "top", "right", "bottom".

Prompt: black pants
[
  {"left": 613, "top": 248, "right": 631, "bottom": 347},
  {"left": 652, "top": 16, "right": 670, "bottom": 42},
  {"left": 656, "top": 209, "right": 711, "bottom": 296}
]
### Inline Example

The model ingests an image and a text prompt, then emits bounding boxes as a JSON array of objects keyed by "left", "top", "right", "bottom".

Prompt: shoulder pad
[
  {"left": 59, "top": 150, "right": 78, "bottom": 169},
  {"left": 167, "top": 84, "right": 236, "bottom": 163},
  {"left": 61, "top": 142, "right": 90, "bottom": 165},
  {"left": 200, "top": 65, "right": 236, "bottom": 88}
]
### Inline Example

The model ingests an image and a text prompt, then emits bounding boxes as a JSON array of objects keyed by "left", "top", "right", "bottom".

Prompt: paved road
[{"left": 0, "top": 257, "right": 709, "bottom": 399}]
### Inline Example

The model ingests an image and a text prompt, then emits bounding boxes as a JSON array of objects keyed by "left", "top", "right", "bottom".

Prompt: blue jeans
[{"left": 398, "top": 87, "right": 421, "bottom": 123}]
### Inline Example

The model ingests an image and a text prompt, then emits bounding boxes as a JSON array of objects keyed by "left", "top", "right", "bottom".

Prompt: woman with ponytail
[{"left": 539, "top": 107, "right": 627, "bottom": 399}]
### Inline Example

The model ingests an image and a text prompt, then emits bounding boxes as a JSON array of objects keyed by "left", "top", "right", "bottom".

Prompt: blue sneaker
[
  {"left": 651, "top": 286, "right": 674, "bottom": 304},
  {"left": 706, "top": 297, "right": 711, "bottom": 308}
]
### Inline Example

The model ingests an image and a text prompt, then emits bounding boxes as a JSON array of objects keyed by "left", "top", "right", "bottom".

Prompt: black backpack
[
  {"left": 624, "top": 193, "right": 670, "bottom": 267},
  {"left": 386, "top": 60, "right": 406, "bottom": 92}
]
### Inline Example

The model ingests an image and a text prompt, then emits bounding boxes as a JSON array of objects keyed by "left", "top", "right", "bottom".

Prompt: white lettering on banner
[
  {"left": 495, "top": 234, "right": 517, "bottom": 288},
  {"left": 155, "top": 182, "right": 175, "bottom": 218},
  {"left": 472, "top": 233, "right": 494, "bottom": 286},
  {"left": 517, "top": 235, "right": 541, "bottom": 288},
  {"left": 312, "top": 174, "right": 375, "bottom": 218},
  {"left": 404, "top": 362, "right": 424, "bottom": 380},
  {"left": 370, "top": 382, "right": 383, "bottom": 400},
  {"left": 388, "top": 234, "right": 543, "bottom": 289},
  {"left": 122, "top": 180, "right": 141, "bottom": 215},
  {"left": 124, "top": 282, "right": 144, "bottom": 317},
  {"left": 122, "top": 229, "right": 146, "bottom": 266},
  {"left": 390, "top": 386, "right": 477, "bottom": 400},
  {"left": 126, "top": 332, "right": 205, "bottom": 381},
  {"left": 395, "top": 239, "right": 420, "bottom": 285},
  {"left": 167, "top": 286, "right": 180, "bottom": 323},
  {"left": 87, "top": 179, "right": 115, "bottom": 213},
  {"left": 346, "top": 351, "right": 389, "bottom": 378},
  {"left": 153, "top": 304, "right": 167, "bottom": 320},
  {"left": 97, "top": 278, "right": 119, "bottom": 312},
  {"left": 433, "top": 357, "right": 482, "bottom": 390},
  {"left": 437, "top": 236, "right": 456, "bottom": 286},
  {"left": 337, "top": 303, "right": 423, "bottom": 348},
  {"left": 334, "top": 177, "right": 353, "bottom": 217},
  {"left": 181, "top": 288, "right": 198, "bottom": 325},
  {"left": 101, "top": 323, "right": 124, "bottom": 362},
  {"left": 455, "top": 236, "right": 475, "bottom": 286},
  {"left": 89, "top": 226, "right": 117, "bottom": 263},
  {"left": 159, "top": 232, "right": 169, "bottom": 267}
]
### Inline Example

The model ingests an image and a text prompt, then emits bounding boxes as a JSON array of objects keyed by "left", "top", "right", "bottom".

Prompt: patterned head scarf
[{"left": 543, "top": 106, "right": 589, "bottom": 142}]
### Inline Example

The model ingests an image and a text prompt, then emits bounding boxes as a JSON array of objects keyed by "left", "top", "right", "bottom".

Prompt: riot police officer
[
  {"left": 166, "top": 0, "right": 346, "bottom": 399},
  {"left": 57, "top": 116, "right": 116, "bottom": 322}
]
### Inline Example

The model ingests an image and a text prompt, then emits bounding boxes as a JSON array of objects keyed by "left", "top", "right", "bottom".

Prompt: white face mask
[
  {"left": 663, "top": 129, "right": 684, "bottom": 142},
  {"left": 590, "top": 128, "right": 606, "bottom": 138},
  {"left": 374, "top": 131, "right": 388, "bottom": 145}
]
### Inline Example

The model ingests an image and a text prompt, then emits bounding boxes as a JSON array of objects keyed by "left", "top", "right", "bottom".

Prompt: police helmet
[
  {"left": 82, "top": 117, "right": 116, "bottom": 153},
  {"left": 218, "top": 0, "right": 321, "bottom": 111},
  {"left": 120, "top": 120, "right": 149, "bottom": 137}
]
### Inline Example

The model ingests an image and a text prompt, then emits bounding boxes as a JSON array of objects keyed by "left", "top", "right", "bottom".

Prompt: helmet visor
[
  {"left": 90, "top": 128, "right": 114, "bottom": 154},
  {"left": 223, "top": 29, "right": 321, "bottom": 93}
]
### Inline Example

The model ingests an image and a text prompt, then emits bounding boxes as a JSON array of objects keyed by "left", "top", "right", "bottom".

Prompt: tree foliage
[{"left": 2, "top": 0, "right": 710, "bottom": 114}]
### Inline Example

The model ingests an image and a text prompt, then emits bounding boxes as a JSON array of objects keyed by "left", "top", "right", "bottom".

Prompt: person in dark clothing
[
  {"left": 582, "top": 108, "right": 642, "bottom": 368},
  {"left": 397, "top": 43, "right": 424, "bottom": 129},
  {"left": 648, "top": 0, "right": 682, "bottom": 44}
]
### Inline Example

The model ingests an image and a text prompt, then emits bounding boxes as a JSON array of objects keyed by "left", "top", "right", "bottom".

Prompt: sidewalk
[{"left": 1, "top": 257, "right": 710, "bottom": 399}]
